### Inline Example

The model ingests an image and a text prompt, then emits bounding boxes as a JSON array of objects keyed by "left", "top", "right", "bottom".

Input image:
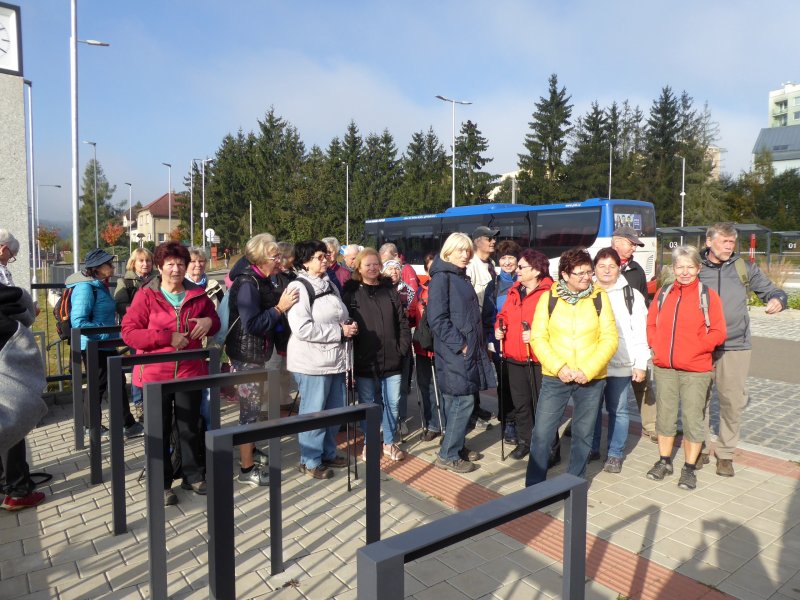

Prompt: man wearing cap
[
  {"left": 465, "top": 226, "right": 499, "bottom": 429},
  {"left": 611, "top": 225, "right": 656, "bottom": 442}
]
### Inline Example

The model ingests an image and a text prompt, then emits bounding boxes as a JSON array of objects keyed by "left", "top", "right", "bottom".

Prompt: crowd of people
[{"left": 0, "top": 220, "right": 789, "bottom": 511}]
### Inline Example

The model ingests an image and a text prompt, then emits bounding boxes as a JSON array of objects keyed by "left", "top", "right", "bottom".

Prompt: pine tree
[
  {"left": 567, "top": 102, "right": 609, "bottom": 200},
  {"left": 390, "top": 128, "right": 449, "bottom": 217},
  {"left": 455, "top": 120, "right": 496, "bottom": 205},
  {"left": 79, "top": 159, "right": 119, "bottom": 254}
]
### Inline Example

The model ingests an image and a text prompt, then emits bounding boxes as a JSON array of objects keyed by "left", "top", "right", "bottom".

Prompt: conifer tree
[{"left": 455, "top": 120, "right": 496, "bottom": 205}]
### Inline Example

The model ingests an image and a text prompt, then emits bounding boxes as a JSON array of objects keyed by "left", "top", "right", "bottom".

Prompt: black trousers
[
  {"left": 506, "top": 360, "right": 542, "bottom": 446},
  {"left": 493, "top": 356, "right": 514, "bottom": 425},
  {"left": 163, "top": 390, "right": 205, "bottom": 488},
  {"left": 81, "top": 349, "right": 135, "bottom": 428},
  {"left": 1, "top": 439, "right": 33, "bottom": 497}
]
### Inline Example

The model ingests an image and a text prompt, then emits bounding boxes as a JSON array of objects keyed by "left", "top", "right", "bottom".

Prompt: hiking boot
[
  {"left": 646, "top": 459, "right": 674, "bottom": 481},
  {"left": 642, "top": 430, "right": 658, "bottom": 443},
  {"left": 509, "top": 444, "right": 530, "bottom": 461},
  {"left": 603, "top": 456, "right": 623, "bottom": 474},
  {"left": 434, "top": 456, "right": 476, "bottom": 473},
  {"left": 421, "top": 429, "right": 440, "bottom": 442},
  {"left": 180, "top": 480, "right": 207, "bottom": 495},
  {"left": 124, "top": 421, "right": 144, "bottom": 439},
  {"left": 2, "top": 491, "right": 45, "bottom": 511},
  {"left": 678, "top": 466, "right": 697, "bottom": 490},
  {"left": 253, "top": 447, "right": 269, "bottom": 467},
  {"left": 322, "top": 455, "right": 349, "bottom": 469},
  {"left": 716, "top": 458, "right": 735, "bottom": 477},
  {"left": 548, "top": 446, "right": 561, "bottom": 468},
  {"left": 133, "top": 403, "right": 144, "bottom": 423},
  {"left": 459, "top": 447, "right": 481, "bottom": 462},
  {"left": 383, "top": 443, "right": 406, "bottom": 461},
  {"left": 298, "top": 463, "right": 333, "bottom": 480},
  {"left": 238, "top": 465, "right": 269, "bottom": 486},
  {"left": 695, "top": 453, "right": 710, "bottom": 471},
  {"left": 164, "top": 488, "right": 178, "bottom": 506},
  {"left": 503, "top": 422, "right": 518, "bottom": 445}
]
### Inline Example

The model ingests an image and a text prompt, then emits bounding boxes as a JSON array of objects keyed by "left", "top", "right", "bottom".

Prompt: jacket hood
[
  {"left": 229, "top": 256, "right": 251, "bottom": 280},
  {"left": 428, "top": 255, "right": 466, "bottom": 278},
  {"left": 65, "top": 272, "right": 96, "bottom": 287},
  {"left": 700, "top": 246, "right": 739, "bottom": 269}
]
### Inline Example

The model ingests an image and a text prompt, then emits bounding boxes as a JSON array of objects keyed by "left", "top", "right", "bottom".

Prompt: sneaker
[
  {"left": 383, "top": 443, "right": 406, "bottom": 461},
  {"left": 298, "top": 463, "right": 333, "bottom": 480},
  {"left": 238, "top": 465, "right": 269, "bottom": 486},
  {"left": 2, "top": 491, "right": 45, "bottom": 511},
  {"left": 695, "top": 453, "right": 710, "bottom": 471},
  {"left": 473, "top": 407, "right": 492, "bottom": 421},
  {"left": 642, "top": 430, "right": 658, "bottom": 443},
  {"left": 164, "top": 489, "right": 178, "bottom": 506},
  {"left": 716, "top": 458, "right": 735, "bottom": 477},
  {"left": 678, "top": 466, "right": 697, "bottom": 490},
  {"left": 503, "top": 422, "right": 518, "bottom": 445},
  {"left": 322, "top": 455, "right": 349, "bottom": 469},
  {"left": 84, "top": 425, "right": 110, "bottom": 440},
  {"left": 603, "top": 456, "right": 623, "bottom": 474},
  {"left": 253, "top": 448, "right": 269, "bottom": 467},
  {"left": 434, "top": 456, "right": 476, "bottom": 473},
  {"left": 471, "top": 417, "right": 491, "bottom": 431},
  {"left": 459, "top": 447, "right": 481, "bottom": 462},
  {"left": 180, "top": 480, "right": 207, "bottom": 495},
  {"left": 646, "top": 459, "right": 674, "bottom": 481},
  {"left": 123, "top": 421, "right": 144, "bottom": 439},
  {"left": 398, "top": 422, "right": 409, "bottom": 437},
  {"left": 421, "top": 429, "right": 440, "bottom": 442},
  {"left": 133, "top": 403, "right": 144, "bottom": 423},
  {"left": 509, "top": 444, "right": 529, "bottom": 461}
]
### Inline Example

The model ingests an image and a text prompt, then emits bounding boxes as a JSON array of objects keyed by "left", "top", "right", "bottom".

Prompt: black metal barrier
[
  {"left": 106, "top": 348, "right": 220, "bottom": 535},
  {"left": 357, "top": 474, "right": 588, "bottom": 600},
  {"left": 205, "top": 402, "right": 382, "bottom": 600},
  {"left": 70, "top": 325, "right": 122, "bottom": 451}
]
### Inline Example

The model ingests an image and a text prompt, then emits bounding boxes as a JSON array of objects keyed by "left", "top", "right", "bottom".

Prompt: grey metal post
[
  {"left": 365, "top": 405, "right": 381, "bottom": 543},
  {"left": 86, "top": 339, "right": 103, "bottom": 484},
  {"left": 208, "top": 346, "right": 221, "bottom": 430},
  {"left": 108, "top": 355, "right": 125, "bottom": 534},
  {"left": 207, "top": 429, "right": 235, "bottom": 600},
  {"left": 144, "top": 382, "right": 167, "bottom": 599},
  {"left": 357, "top": 546, "right": 405, "bottom": 600},
  {"left": 267, "top": 370, "right": 282, "bottom": 574},
  {"left": 563, "top": 478, "right": 588, "bottom": 600},
  {"left": 71, "top": 327, "right": 84, "bottom": 450}
]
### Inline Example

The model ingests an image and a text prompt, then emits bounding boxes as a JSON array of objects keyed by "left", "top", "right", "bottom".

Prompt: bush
[{"left": 788, "top": 293, "right": 800, "bottom": 310}]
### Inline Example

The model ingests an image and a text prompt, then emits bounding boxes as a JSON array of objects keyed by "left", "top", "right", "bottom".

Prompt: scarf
[{"left": 556, "top": 279, "right": 594, "bottom": 305}]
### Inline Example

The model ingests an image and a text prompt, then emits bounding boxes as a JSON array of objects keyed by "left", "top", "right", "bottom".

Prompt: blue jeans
[
  {"left": 438, "top": 393, "right": 474, "bottom": 462},
  {"left": 591, "top": 376, "right": 632, "bottom": 459},
  {"left": 356, "top": 374, "right": 401, "bottom": 445},
  {"left": 415, "top": 355, "right": 442, "bottom": 433},
  {"left": 525, "top": 376, "right": 605, "bottom": 486},
  {"left": 293, "top": 372, "right": 345, "bottom": 469}
]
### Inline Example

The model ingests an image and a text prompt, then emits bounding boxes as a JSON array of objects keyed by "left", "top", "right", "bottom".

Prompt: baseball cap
[
  {"left": 472, "top": 226, "right": 500, "bottom": 240},
  {"left": 612, "top": 226, "right": 644, "bottom": 247}
]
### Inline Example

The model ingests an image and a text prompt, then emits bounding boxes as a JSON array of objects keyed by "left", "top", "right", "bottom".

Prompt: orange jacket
[{"left": 495, "top": 277, "right": 553, "bottom": 363}]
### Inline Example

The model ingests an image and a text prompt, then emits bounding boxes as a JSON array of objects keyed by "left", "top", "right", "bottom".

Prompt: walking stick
[
  {"left": 521, "top": 321, "right": 538, "bottom": 414},
  {"left": 429, "top": 355, "right": 446, "bottom": 438},
  {"left": 410, "top": 346, "right": 428, "bottom": 446},
  {"left": 498, "top": 317, "right": 507, "bottom": 461},
  {"left": 344, "top": 326, "right": 358, "bottom": 490}
]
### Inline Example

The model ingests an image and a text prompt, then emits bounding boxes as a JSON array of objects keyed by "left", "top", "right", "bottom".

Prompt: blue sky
[{"left": 18, "top": 0, "right": 797, "bottom": 223}]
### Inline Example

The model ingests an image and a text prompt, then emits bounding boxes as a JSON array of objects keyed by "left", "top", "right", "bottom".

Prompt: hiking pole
[
  {"left": 521, "top": 321, "right": 538, "bottom": 415},
  {"left": 498, "top": 317, "right": 507, "bottom": 461},
  {"left": 429, "top": 355, "right": 446, "bottom": 439},
  {"left": 410, "top": 346, "right": 428, "bottom": 448},
  {"left": 344, "top": 329, "right": 355, "bottom": 491}
]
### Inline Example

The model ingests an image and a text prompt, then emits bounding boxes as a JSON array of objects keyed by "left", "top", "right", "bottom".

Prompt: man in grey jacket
[{"left": 698, "top": 223, "right": 788, "bottom": 477}]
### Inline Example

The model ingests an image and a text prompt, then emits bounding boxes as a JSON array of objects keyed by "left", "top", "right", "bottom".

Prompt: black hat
[
  {"left": 612, "top": 226, "right": 644, "bottom": 247},
  {"left": 84, "top": 248, "right": 114, "bottom": 268},
  {"left": 472, "top": 226, "right": 500, "bottom": 240}
]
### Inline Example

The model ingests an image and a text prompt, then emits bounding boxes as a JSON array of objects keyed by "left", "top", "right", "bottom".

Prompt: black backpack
[{"left": 412, "top": 299, "right": 434, "bottom": 351}]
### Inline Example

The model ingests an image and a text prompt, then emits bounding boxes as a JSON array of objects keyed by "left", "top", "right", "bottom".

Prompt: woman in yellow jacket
[{"left": 525, "top": 248, "right": 618, "bottom": 486}]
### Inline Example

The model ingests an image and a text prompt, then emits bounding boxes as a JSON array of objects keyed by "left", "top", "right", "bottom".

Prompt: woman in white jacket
[
  {"left": 287, "top": 240, "right": 358, "bottom": 480},
  {"left": 590, "top": 247, "right": 650, "bottom": 473}
]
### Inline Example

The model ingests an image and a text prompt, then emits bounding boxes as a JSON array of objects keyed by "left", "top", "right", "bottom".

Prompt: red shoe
[{"left": 2, "top": 491, "right": 45, "bottom": 511}]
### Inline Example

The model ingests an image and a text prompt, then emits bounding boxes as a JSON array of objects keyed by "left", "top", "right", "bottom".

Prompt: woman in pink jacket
[{"left": 122, "top": 241, "right": 220, "bottom": 506}]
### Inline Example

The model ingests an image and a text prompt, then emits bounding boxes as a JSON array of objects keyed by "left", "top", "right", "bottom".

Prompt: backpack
[
  {"left": 53, "top": 286, "right": 96, "bottom": 343},
  {"left": 412, "top": 299, "right": 434, "bottom": 351},
  {"left": 297, "top": 278, "right": 335, "bottom": 311},
  {"left": 732, "top": 257, "right": 750, "bottom": 294},
  {"left": 656, "top": 282, "right": 711, "bottom": 332},
  {"left": 212, "top": 291, "right": 233, "bottom": 345},
  {"left": 548, "top": 290, "right": 603, "bottom": 317},
  {"left": 622, "top": 284, "right": 634, "bottom": 316}
]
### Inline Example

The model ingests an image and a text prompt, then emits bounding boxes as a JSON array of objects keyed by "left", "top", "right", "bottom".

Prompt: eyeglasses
[
  {"left": 267, "top": 255, "right": 281, "bottom": 262},
  {"left": 570, "top": 270, "right": 593, "bottom": 278},
  {"left": 517, "top": 264, "right": 533, "bottom": 271},
  {"left": 312, "top": 253, "right": 328, "bottom": 262},
  {"left": 1, "top": 246, "right": 15, "bottom": 263}
]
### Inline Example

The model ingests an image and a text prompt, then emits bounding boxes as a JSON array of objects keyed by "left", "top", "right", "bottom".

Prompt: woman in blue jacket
[
  {"left": 68, "top": 248, "right": 141, "bottom": 439},
  {"left": 427, "top": 233, "right": 497, "bottom": 473}
]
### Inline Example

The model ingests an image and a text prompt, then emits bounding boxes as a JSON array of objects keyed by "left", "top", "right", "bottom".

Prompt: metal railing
[
  {"left": 204, "top": 402, "right": 382, "bottom": 600},
  {"left": 357, "top": 474, "right": 588, "bottom": 600},
  {"left": 106, "top": 348, "right": 220, "bottom": 535}
]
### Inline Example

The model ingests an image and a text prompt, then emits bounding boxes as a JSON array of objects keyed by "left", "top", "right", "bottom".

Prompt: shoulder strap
[
  {"left": 593, "top": 293, "right": 602, "bottom": 317},
  {"left": 698, "top": 282, "right": 711, "bottom": 332},
  {"left": 733, "top": 258, "right": 750, "bottom": 293},
  {"left": 548, "top": 291, "right": 557, "bottom": 316},
  {"left": 623, "top": 284, "right": 634, "bottom": 315},
  {"left": 298, "top": 278, "right": 333, "bottom": 309}
]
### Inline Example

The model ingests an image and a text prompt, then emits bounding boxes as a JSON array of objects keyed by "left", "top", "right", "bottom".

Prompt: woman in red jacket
[
  {"left": 646, "top": 245, "right": 726, "bottom": 491},
  {"left": 122, "top": 242, "right": 220, "bottom": 506},
  {"left": 495, "top": 249, "right": 553, "bottom": 460}
]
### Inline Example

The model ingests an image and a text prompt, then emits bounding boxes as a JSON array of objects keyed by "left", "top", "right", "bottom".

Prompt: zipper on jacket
[{"left": 668, "top": 287, "right": 681, "bottom": 369}]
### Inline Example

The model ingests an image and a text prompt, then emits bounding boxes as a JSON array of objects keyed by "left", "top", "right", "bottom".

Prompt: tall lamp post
[
  {"left": 342, "top": 162, "right": 350, "bottom": 245},
  {"left": 435, "top": 94, "right": 472, "bottom": 208},
  {"left": 675, "top": 154, "right": 686, "bottom": 244},
  {"left": 70, "top": 0, "right": 109, "bottom": 269},
  {"left": 190, "top": 159, "right": 199, "bottom": 247},
  {"left": 124, "top": 182, "right": 133, "bottom": 254},
  {"left": 23, "top": 80, "right": 36, "bottom": 279},
  {"left": 199, "top": 158, "right": 212, "bottom": 250},
  {"left": 82, "top": 140, "right": 99, "bottom": 246},
  {"left": 162, "top": 162, "right": 172, "bottom": 240},
  {"left": 36, "top": 184, "right": 61, "bottom": 271}
]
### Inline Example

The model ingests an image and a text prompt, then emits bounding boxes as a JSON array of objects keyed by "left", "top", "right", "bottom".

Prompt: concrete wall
[{"left": 0, "top": 73, "right": 32, "bottom": 292}]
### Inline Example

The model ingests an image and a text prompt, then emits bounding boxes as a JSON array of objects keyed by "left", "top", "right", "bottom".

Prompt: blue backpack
[{"left": 212, "top": 291, "right": 235, "bottom": 345}]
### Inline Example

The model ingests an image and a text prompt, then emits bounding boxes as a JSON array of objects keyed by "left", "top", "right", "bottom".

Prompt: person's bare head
[
  {"left": 378, "top": 242, "right": 398, "bottom": 262},
  {"left": 343, "top": 245, "right": 359, "bottom": 269}
]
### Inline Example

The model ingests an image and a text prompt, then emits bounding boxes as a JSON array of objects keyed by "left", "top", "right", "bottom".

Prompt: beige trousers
[{"left": 704, "top": 349, "right": 751, "bottom": 460}]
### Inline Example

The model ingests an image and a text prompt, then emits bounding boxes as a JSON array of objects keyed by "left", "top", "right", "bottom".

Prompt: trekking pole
[
  {"left": 498, "top": 317, "right": 507, "bottom": 461},
  {"left": 429, "top": 355, "right": 446, "bottom": 438},
  {"left": 521, "top": 320, "right": 538, "bottom": 415},
  {"left": 410, "top": 345, "right": 428, "bottom": 448},
  {"left": 344, "top": 330, "right": 355, "bottom": 490}
]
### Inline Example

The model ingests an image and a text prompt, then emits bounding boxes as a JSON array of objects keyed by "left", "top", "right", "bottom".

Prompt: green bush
[{"left": 788, "top": 293, "right": 800, "bottom": 310}]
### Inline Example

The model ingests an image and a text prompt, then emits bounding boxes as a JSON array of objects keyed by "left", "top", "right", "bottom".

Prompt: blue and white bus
[{"left": 364, "top": 198, "right": 657, "bottom": 283}]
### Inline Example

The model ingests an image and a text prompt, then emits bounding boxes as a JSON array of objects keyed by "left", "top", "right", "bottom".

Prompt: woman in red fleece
[{"left": 646, "top": 245, "right": 726, "bottom": 491}]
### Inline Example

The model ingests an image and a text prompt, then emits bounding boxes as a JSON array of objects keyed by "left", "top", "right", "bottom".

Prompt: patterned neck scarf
[{"left": 556, "top": 279, "right": 594, "bottom": 305}]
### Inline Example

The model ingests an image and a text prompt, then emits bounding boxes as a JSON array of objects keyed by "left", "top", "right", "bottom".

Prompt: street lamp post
[
  {"left": 125, "top": 182, "right": 133, "bottom": 254},
  {"left": 162, "top": 163, "right": 172, "bottom": 240},
  {"left": 675, "top": 154, "right": 686, "bottom": 244},
  {"left": 23, "top": 79, "right": 36, "bottom": 279},
  {"left": 83, "top": 141, "right": 99, "bottom": 247},
  {"left": 36, "top": 185, "right": 61, "bottom": 271},
  {"left": 435, "top": 94, "right": 472, "bottom": 208},
  {"left": 70, "top": 0, "right": 109, "bottom": 269},
  {"left": 200, "top": 158, "right": 212, "bottom": 250},
  {"left": 342, "top": 162, "right": 350, "bottom": 245},
  {"left": 190, "top": 159, "right": 198, "bottom": 247}
]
